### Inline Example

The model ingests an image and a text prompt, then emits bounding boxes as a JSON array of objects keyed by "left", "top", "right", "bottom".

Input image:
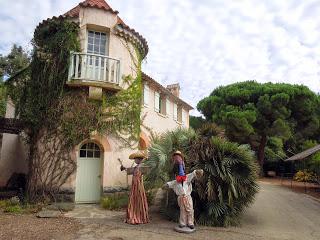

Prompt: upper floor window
[
  {"left": 177, "top": 106, "right": 183, "bottom": 123},
  {"left": 182, "top": 109, "right": 188, "bottom": 126},
  {"left": 154, "top": 91, "right": 167, "bottom": 115},
  {"left": 173, "top": 103, "right": 183, "bottom": 123},
  {"left": 173, "top": 103, "right": 178, "bottom": 121},
  {"left": 166, "top": 98, "right": 171, "bottom": 117},
  {"left": 87, "top": 30, "right": 108, "bottom": 56}
]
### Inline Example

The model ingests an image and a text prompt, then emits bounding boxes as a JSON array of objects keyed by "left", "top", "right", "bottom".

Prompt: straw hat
[
  {"left": 172, "top": 150, "right": 184, "bottom": 159},
  {"left": 129, "top": 151, "right": 146, "bottom": 160}
]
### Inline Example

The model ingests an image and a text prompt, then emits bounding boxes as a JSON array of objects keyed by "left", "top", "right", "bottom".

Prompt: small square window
[
  {"left": 88, "top": 31, "right": 94, "bottom": 38},
  {"left": 94, "top": 151, "right": 100, "bottom": 158},
  {"left": 80, "top": 150, "right": 86, "bottom": 158},
  {"left": 94, "top": 45, "right": 99, "bottom": 54},
  {"left": 87, "top": 44, "right": 93, "bottom": 52},
  {"left": 88, "top": 36, "right": 94, "bottom": 44},
  {"left": 100, "top": 46, "right": 106, "bottom": 55},
  {"left": 87, "top": 150, "right": 94, "bottom": 158}
]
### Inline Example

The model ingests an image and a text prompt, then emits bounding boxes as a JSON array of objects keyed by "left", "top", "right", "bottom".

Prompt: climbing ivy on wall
[{"left": 8, "top": 18, "right": 143, "bottom": 201}]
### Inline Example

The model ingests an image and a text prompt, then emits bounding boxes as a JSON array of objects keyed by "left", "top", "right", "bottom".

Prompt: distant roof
[
  {"left": 36, "top": 0, "right": 148, "bottom": 58},
  {"left": 285, "top": 145, "right": 320, "bottom": 161},
  {"left": 142, "top": 72, "right": 193, "bottom": 111}
]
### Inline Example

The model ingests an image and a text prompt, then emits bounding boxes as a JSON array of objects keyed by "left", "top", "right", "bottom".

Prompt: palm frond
[{"left": 145, "top": 128, "right": 259, "bottom": 227}]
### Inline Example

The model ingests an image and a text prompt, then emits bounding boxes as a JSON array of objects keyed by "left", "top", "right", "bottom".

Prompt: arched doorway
[{"left": 75, "top": 142, "right": 102, "bottom": 203}]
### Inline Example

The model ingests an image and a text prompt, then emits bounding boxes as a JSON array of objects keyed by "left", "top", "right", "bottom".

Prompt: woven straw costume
[{"left": 121, "top": 151, "right": 149, "bottom": 224}]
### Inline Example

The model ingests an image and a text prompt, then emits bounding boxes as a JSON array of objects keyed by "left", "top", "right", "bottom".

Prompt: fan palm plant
[{"left": 144, "top": 127, "right": 259, "bottom": 227}]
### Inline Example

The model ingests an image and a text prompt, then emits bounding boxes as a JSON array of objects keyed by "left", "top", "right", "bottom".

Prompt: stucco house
[{"left": 0, "top": 0, "right": 193, "bottom": 203}]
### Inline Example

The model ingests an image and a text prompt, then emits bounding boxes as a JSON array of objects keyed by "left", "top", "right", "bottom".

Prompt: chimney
[{"left": 166, "top": 83, "right": 180, "bottom": 98}]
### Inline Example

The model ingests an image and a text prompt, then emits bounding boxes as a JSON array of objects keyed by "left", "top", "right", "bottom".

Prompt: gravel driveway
[
  {"left": 1, "top": 182, "right": 320, "bottom": 240},
  {"left": 71, "top": 182, "right": 320, "bottom": 240}
]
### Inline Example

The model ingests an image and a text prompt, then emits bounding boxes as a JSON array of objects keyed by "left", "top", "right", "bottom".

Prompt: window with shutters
[
  {"left": 173, "top": 103, "right": 178, "bottom": 121},
  {"left": 143, "top": 85, "right": 149, "bottom": 106},
  {"left": 154, "top": 92, "right": 160, "bottom": 113},
  {"left": 160, "top": 96, "right": 166, "bottom": 115},
  {"left": 177, "top": 106, "right": 183, "bottom": 123},
  {"left": 182, "top": 109, "right": 186, "bottom": 125},
  {"left": 166, "top": 98, "right": 171, "bottom": 116},
  {"left": 182, "top": 109, "right": 187, "bottom": 126},
  {"left": 154, "top": 91, "right": 167, "bottom": 115}
]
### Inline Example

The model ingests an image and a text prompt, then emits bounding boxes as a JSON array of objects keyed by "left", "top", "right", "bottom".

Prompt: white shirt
[{"left": 166, "top": 170, "right": 196, "bottom": 196}]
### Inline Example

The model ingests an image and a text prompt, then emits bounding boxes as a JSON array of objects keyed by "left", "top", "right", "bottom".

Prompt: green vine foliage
[
  {"left": 19, "top": 19, "right": 80, "bottom": 131},
  {"left": 7, "top": 18, "right": 143, "bottom": 200}
]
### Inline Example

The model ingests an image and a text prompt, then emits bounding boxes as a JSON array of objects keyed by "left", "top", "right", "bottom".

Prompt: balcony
[{"left": 67, "top": 52, "right": 121, "bottom": 91}]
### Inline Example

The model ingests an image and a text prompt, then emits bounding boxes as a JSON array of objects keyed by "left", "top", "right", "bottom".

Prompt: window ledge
[
  {"left": 175, "top": 120, "right": 183, "bottom": 125},
  {"left": 157, "top": 112, "right": 168, "bottom": 118}
]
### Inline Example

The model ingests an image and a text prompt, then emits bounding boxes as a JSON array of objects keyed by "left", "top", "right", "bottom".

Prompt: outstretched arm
[
  {"left": 163, "top": 180, "right": 176, "bottom": 190},
  {"left": 187, "top": 169, "right": 204, "bottom": 183}
]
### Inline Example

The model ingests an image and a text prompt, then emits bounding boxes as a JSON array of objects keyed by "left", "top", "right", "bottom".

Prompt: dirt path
[{"left": 0, "top": 214, "right": 82, "bottom": 240}]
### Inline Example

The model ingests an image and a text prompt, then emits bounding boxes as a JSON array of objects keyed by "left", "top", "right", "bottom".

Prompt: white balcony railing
[{"left": 68, "top": 52, "right": 121, "bottom": 85}]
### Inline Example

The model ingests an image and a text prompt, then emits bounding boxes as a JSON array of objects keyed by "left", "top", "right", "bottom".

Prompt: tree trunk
[{"left": 257, "top": 135, "right": 267, "bottom": 175}]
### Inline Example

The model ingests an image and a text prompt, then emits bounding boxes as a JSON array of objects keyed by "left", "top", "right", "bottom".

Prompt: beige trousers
[{"left": 177, "top": 195, "right": 194, "bottom": 226}]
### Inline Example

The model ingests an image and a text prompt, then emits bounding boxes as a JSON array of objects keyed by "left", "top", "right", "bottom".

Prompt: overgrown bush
[
  {"left": 101, "top": 194, "right": 128, "bottom": 210},
  {"left": 144, "top": 127, "right": 259, "bottom": 227},
  {"left": 0, "top": 198, "right": 43, "bottom": 214},
  {"left": 0, "top": 198, "right": 23, "bottom": 213}
]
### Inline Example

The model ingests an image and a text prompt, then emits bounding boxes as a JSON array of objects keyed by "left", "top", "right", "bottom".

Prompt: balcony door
[{"left": 86, "top": 30, "right": 108, "bottom": 81}]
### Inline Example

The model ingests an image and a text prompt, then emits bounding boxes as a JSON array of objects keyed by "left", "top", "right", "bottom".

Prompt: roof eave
[{"left": 142, "top": 72, "right": 193, "bottom": 111}]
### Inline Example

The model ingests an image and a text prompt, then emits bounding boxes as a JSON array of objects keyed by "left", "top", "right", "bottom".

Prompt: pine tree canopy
[{"left": 197, "top": 81, "right": 320, "bottom": 168}]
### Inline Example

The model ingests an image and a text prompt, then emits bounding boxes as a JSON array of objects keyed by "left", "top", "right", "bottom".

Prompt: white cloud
[{"left": 0, "top": 0, "right": 319, "bottom": 116}]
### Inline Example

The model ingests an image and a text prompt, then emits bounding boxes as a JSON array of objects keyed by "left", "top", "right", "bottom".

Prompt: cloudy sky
[{"left": 0, "top": 0, "right": 319, "bottom": 115}]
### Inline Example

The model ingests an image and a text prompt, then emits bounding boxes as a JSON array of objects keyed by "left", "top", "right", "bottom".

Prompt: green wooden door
[{"left": 75, "top": 143, "right": 102, "bottom": 203}]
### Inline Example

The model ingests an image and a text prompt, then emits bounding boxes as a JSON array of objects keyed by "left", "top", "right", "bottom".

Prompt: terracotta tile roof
[
  {"left": 142, "top": 72, "right": 193, "bottom": 110},
  {"left": 60, "top": 0, "right": 148, "bottom": 57},
  {"left": 63, "top": 0, "right": 118, "bottom": 18}
]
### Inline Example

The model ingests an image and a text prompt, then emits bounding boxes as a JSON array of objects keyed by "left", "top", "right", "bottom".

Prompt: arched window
[{"left": 79, "top": 142, "right": 101, "bottom": 158}]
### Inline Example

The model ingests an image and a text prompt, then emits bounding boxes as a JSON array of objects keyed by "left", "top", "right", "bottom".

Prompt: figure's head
[
  {"left": 129, "top": 151, "right": 146, "bottom": 164},
  {"left": 172, "top": 150, "right": 184, "bottom": 164},
  {"left": 172, "top": 150, "right": 186, "bottom": 182},
  {"left": 134, "top": 157, "right": 144, "bottom": 164}
]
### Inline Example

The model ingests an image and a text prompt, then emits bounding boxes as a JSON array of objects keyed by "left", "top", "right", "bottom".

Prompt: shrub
[
  {"left": 146, "top": 189, "right": 157, "bottom": 205},
  {"left": 145, "top": 128, "right": 259, "bottom": 227},
  {"left": 101, "top": 194, "right": 128, "bottom": 210},
  {"left": 294, "top": 170, "right": 317, "bottom": 182},
  {"left": 0, "top": 198, "right": 23, "bottom": 213},
  {"left": 4, "top": 205, "right": 23, "bottom": 213}
]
